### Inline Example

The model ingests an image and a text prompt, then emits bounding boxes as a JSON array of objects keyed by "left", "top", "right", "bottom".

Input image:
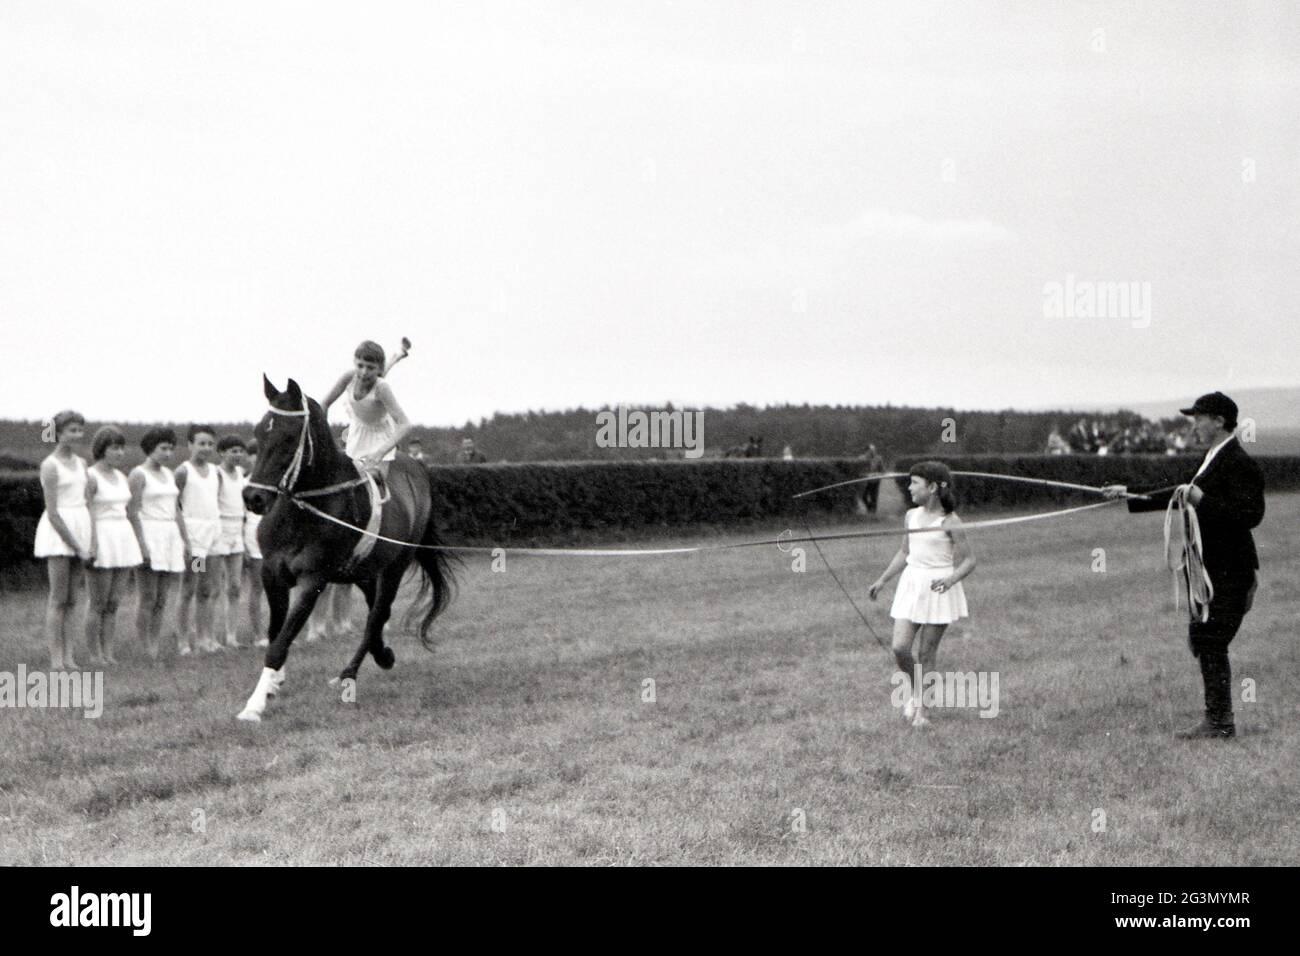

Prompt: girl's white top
[
  {"left": 46, "top": 453, "right": 88, "bottom": 510},
  {"left": 89, "top": 467, "right": 131, "bottom": 520},
  {"left": 344, "top": 377, "right": 397, "bottom": 462},
  {"left": 905, "top": 507, "right": 956, "bottom": 568},
  {"left": 138, "top": 465, "right": 180, "bottom": 521}
]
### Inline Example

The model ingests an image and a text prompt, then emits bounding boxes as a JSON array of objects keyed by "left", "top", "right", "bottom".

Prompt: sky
[{"left": 2, "top": 1, "right": 1298, "bottom": 428}]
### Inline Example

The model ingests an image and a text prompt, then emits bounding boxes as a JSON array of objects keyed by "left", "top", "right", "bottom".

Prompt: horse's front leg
[
  {"left": 261, "top": 572, "right": 291, "bottom": 698},
  {"left": 237, "top": 573, "right": 328, "bottom": 722},
  {"left": 337, "top": 578, "right": 377, "bottom": 684}
]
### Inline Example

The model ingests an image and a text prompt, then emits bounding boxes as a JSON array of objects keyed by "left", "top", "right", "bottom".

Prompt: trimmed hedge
[
  {"left": 890, "top": 454, "right": 1300, "bottom": 508},
  {"left": 424, "top": 459, "right": 870, "bottom": 541},
  {"left": 5, "top": 454, "right": 1299, "bottom": 586}
]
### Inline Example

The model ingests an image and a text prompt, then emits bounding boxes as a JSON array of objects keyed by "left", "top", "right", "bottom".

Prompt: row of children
[
  {"left": 33, "top": 413, "right": 269, "bottom": 668},
  {"left": 33, "top": 339, "right": 419, "bottom": 668}
]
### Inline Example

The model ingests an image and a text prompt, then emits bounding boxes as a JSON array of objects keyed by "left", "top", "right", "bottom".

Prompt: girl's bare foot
[{"left": 911, "top": 713, "right": 931, "bottom": 729}]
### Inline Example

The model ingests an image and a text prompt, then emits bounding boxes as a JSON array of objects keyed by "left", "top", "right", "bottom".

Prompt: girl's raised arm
[{"left": 375, "top": 379, "right": 411, "bottom": 429}]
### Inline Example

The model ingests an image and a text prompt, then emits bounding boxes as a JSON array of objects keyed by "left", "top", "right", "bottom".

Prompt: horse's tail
[{"left": 409, "top": 515, "right": 458, "bottom": 650}]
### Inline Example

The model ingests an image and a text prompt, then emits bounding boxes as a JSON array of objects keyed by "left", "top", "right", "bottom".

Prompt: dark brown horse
[{"left": 236, "top": 376, "right": 455, "bottom": 721}]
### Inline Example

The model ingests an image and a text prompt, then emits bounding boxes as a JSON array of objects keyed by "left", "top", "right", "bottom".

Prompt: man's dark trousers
[{"left": 1188, "top": 568, "right": 1256, "bottom": 730}]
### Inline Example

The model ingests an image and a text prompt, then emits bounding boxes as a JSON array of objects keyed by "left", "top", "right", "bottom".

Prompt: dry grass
[{"left": 1, "top": 491, "right": 1297, "bottom": 865}]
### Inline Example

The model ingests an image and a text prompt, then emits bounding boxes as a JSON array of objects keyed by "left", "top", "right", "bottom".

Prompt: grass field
[{"left": 1, "top": 487, "right": 1297, "bottom": 865}]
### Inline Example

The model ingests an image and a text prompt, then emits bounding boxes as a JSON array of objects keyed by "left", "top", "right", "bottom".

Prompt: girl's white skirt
[
  {"left": 889, "top": 564, "right": 968, "bottom": 625},
  {"left": 34, "top": 506, "right": 92, "bottom": 558},
  {"left": 92, "top": 518, "right": 143, "bottom": 569},
  {"left": 345, "top": 421, "right": 397, "bottom": 462},
  {"left": 141, "top": 519, "right": 186, "bottom": 573}
]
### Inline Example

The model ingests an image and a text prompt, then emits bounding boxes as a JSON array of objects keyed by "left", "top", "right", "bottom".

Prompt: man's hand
[
  {"left": 867, "top": 579, "right": 883, "bottom": 601},
  {"left": 1101, "top": 485, "right": 1128, "bottom": 500}
]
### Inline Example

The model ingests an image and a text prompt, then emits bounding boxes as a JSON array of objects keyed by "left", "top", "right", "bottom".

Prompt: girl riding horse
[{"left": 236, "top": 375, "right": 455, "bottom": 722}]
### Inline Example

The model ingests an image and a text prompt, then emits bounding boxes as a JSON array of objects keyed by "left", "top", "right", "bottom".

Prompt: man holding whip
[{"left": 1104, "top": 392, "right": 1265, "bottom": 739}]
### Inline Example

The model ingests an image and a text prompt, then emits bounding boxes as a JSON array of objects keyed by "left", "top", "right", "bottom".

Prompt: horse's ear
[
  {"left": 263, "top": 375, "right": 280, "bottom": 402},
  {"left": 285, "top": 378, "right": 303, "bottom": 399}
]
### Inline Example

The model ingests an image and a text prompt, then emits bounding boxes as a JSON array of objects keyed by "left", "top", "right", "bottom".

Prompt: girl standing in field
[
  {"left": 868, "top": 461, "right": 976, "bottom": 728},
  {"left": 84, "top": 426, "right": 143, "bottom": 664},
  {"left": 128, "top": 428, "right": 189, "bottom": 659},
  {"left": 34, "top": 410, "right": 93, "bottom": 669}
]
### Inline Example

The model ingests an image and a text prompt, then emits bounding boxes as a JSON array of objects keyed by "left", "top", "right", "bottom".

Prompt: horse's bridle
[{"left": 245, "top": 393, "right": 368, "bottom": 502}]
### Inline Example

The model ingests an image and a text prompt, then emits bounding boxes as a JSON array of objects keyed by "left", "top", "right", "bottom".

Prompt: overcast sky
[{"left": 2, "top": 1, "right": 1297, "bottom": 427}]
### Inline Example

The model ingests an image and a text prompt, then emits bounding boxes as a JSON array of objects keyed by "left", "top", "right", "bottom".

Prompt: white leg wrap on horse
[{"left": 237, "top": 666, "right": 280, "bottom": 721}]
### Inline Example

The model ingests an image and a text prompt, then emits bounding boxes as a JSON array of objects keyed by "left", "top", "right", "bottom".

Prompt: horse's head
[{"left": 243, "top": 375, "right": 319, "bottom": 515}]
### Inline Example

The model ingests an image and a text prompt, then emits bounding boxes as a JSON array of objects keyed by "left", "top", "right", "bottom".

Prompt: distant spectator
[
  {"left": 857, "top": 443, "right": 886, "bottom": 514},
  {"left": 782, "top": 444, "right": 793, "bottom": 460},
  {"left": 1045, "top": 426, "right": 1071, "bottom": 455},
  {"left": 459, "top": 437, "right": 488, "bottom": 464},
  {"left": 405, "top": 438, "right": 426, "bottom": 461}
]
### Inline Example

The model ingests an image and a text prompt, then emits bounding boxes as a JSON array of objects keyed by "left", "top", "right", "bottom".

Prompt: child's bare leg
[
  {"left": 101, "top": 568, "right": 128, "bottom": 663},
  {"left": 912, "top": 624, "right": 949, "bottom": 727},
  {"left": 195, "top": 559, "right": 217, "bottom": 651},
  {"left": 135, "top": 567, "right": 157, "bottom": 655},
  {"left": 45, "top": 557, "right": 74, "bottom": 669},
  {"left": 306, "top": 583, "right": 330, "bottom": 641},
  {"left": 891, "top": 618, "right": 919, "bottom": 718},
  {"left": 177, "top": 568, "right": 197, "bottom": 653},
  {"left": 220, "top": 554, "right": 244, "bottom": 646},
  {"left": 333, "top": 583, "right": 353, "bottom": 636},
  {"left": 152, "top": 574, "right": 178, "bottom": 657},
  {"left": 246, "top": 558, "right": 264, "bottom": 644},
  {"left": 84, "top": 568, "right": 109, "bottom": 664}
]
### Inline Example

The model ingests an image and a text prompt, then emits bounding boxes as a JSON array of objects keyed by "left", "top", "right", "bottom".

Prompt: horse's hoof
[
  {"left": 236, "top": 709, "right": 262, "bottom": 723},
  {"left": 375, "top": 647, "right": 396, "bottom": 670}
]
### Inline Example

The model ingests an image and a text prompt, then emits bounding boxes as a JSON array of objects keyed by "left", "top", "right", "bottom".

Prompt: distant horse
[
  {"left": 236, "top": 376, "right": 456, "bottom": 722},
  {"left": 724, "top": 436, "right": 764, "bottom": 458}
]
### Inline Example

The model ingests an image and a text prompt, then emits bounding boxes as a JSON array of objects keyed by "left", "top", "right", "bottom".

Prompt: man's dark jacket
[{"left": 1128, "top": 437, "right": 1265, "bottom": 581}]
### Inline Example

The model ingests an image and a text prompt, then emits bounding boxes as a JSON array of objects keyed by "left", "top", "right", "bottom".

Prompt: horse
[{"left": 235, "top": 375, "right": 456, "bottom": 722}]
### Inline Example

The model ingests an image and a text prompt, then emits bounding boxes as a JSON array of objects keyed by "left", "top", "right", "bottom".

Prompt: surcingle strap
[{"left": 342, "top": 470, "right": 388, "bottom": 573}]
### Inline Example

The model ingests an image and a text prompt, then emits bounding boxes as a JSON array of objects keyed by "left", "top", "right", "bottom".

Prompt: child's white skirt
[
  {"left": 34, "top": 505, "right": 93, "bottom": 558},
  {"left": 889, "top": 564, "right": 968, "bottom": 625},
  {"left": 142, "top": 519, "right": 186, "bottom": 573},
  {"left": 92, "top": 518, "right": 143, "bottom": 569}
]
